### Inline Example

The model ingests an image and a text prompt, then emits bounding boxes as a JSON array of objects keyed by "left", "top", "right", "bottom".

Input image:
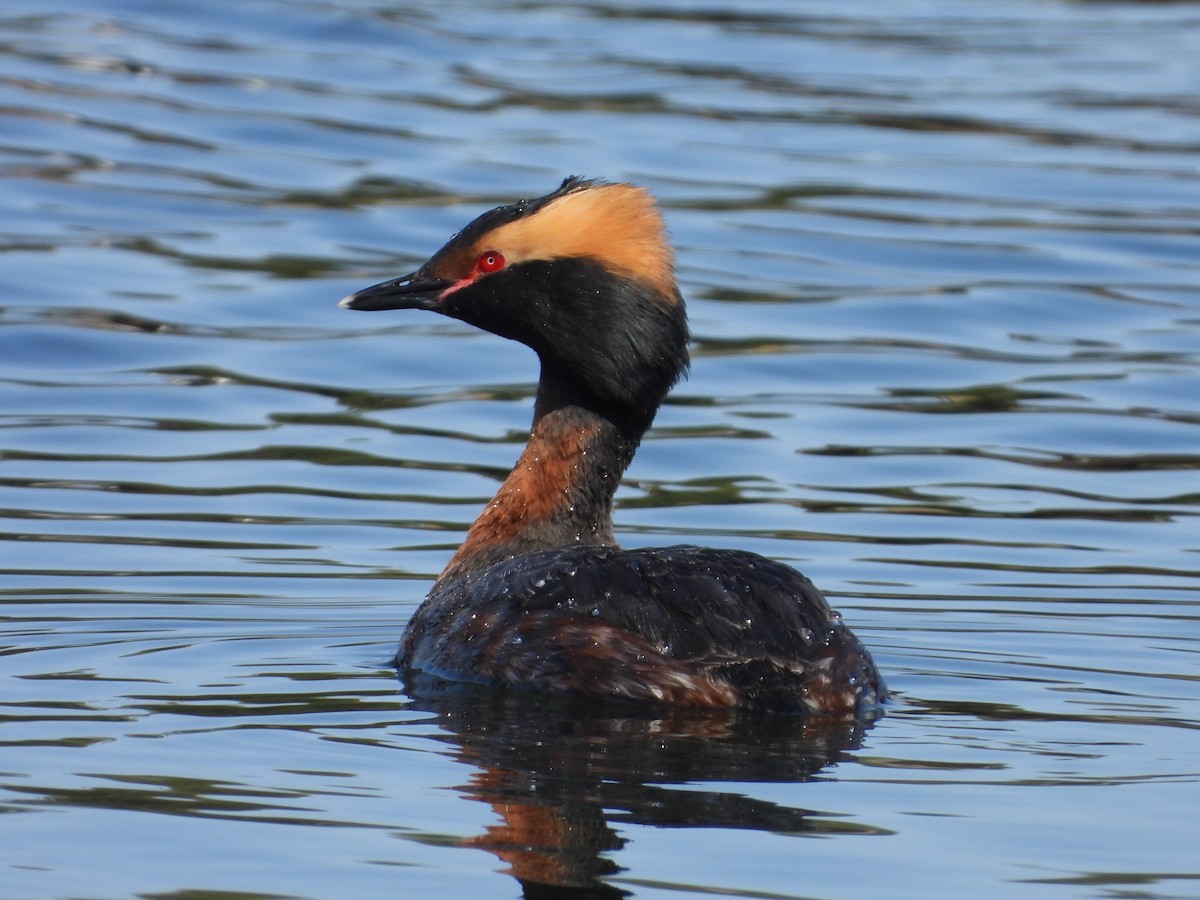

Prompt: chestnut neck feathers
[{"left": 341, "top": 177, "right": 690, "bottom": 577}]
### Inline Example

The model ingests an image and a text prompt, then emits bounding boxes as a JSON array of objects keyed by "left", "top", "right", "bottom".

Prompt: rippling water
[{"left": 2, "top": 1, "right": 1199, "bottom": 897}]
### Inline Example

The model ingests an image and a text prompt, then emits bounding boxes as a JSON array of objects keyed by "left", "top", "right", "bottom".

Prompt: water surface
[{"left": 2, "top": 1, "right": 1198, "bottom": 898}]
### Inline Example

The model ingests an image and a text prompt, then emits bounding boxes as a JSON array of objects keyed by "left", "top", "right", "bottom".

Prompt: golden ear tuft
[{"left": 480, "top": 182, "right": 678, "bottom": 301}]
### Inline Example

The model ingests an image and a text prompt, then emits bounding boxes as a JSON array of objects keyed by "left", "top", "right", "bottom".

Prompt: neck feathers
[{"left": 435, "top": 406, "right": 631, "bottom": 584}]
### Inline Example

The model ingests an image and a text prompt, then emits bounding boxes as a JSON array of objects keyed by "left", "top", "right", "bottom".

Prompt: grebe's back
[{"left": 399, "top": 544, "right": 883, "bottom": 715}]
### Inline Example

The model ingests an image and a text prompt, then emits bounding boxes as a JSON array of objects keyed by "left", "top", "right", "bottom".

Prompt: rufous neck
[{"left": 435, "top": 402, "right": 636, "bottom": 585}]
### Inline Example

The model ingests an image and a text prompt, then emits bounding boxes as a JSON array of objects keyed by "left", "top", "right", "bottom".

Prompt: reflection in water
[{"left": 407, "top": 684, "right": 880, "bottom": 897}]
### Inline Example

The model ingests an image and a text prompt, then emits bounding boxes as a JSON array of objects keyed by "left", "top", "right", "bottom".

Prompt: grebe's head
[{"left": 341, "top": 177, "right": 689, "bottom": 427}]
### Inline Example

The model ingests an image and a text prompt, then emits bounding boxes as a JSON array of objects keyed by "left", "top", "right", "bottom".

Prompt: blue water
[{"left": 2, "top": 1, "right": 1199, "bottom": 897}]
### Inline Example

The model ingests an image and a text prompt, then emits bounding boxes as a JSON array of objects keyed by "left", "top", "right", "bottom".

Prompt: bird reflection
[{"left": 405, "top": 682, "right": 878, "bottom": 898}]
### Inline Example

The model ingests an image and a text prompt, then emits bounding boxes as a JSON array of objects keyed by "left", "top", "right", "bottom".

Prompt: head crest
[{"left": 443, "top": 177, "right": 678, "bottom": 302}]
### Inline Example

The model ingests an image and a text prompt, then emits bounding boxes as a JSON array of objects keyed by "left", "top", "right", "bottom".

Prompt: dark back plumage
[{"left": 399, "top": 544, "right": 882, "bottom": 715}]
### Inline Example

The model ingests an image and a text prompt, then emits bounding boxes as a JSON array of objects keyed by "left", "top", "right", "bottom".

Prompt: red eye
[{"left": 477, "top": 251, "right": 506, "bottom": 274}]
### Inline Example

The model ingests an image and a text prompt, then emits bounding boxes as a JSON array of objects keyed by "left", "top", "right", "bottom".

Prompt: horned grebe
[{"left": 341, "top": 177, "right": 885, "bottom": 715}]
